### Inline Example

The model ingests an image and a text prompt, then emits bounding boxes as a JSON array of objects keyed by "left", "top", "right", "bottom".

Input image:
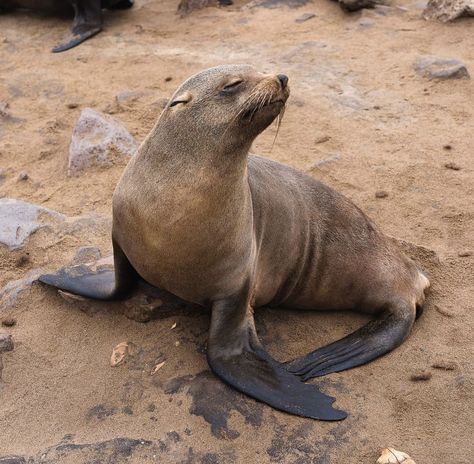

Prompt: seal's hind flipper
[
  {"left": 52, "top": 26, "right": 101, "bottom": 53},
  {"left": 52, "top": 0, "right": 103, "bottom": 53},
  {"left": 207, "top": 296, "right": 347, "bottom": 421},
  {"left": 286, "top": 302, "right": 416, "bottom": 381},
  {"left": 38, "top": 241, "right": 138, "bottom": 301}
]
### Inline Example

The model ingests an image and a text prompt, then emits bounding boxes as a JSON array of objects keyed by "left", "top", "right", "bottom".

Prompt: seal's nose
[{"left": 277, "top": 74, "right": 289, "bottom": 89}]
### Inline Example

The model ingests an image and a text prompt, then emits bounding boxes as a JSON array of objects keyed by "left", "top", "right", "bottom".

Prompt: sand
[{"left": 0, "top": 0, "right": 473, "bottom": 462}]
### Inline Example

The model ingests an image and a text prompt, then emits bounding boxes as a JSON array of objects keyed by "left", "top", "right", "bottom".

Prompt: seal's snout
[{"left": 277, "top": 74, "right": 289, "bottom": 89}]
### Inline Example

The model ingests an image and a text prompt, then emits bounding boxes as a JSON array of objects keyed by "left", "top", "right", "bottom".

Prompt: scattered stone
[
  {"left": 432, "top": 361, "right": 457, "bottom": 370},
  {"left": 410, "top": 370, "right": 432, "bottom": 381},
  {"left": 295, "top": 12, "right": 316, "bottom": 22},
  {"left": 1, "top": 318, "right": 16, "bottom": 327},
  {"left": 458, "top": 250, "right": 473, "bottom": 257},
  {"left": 414, "top": 56, "right": 470, "bottom": 80},
  {"left": 110, "top": 341, "right": 138, "bottom": 367},
  {"left": 66, "top": 102, "right": 79, "bottom": 109},
  {"left": 376, "top": 448, "right": 416, "bottom": 464},
  {"left": 0, "top": 456, "right": 27, "bottom": 464},
  {"left": 443, "top": 144, "right": 452, "bottom": 150},
  {"left": 116, "top": 90, "right": 152, "bottom": 105},
  {"left": 17, "top": 172, "right": 28, "bottom": 181},
  {"left": 124, "top": 294, "right": 163, "bottom": 323},
  {"left": 68, "top": 108, "right": 138, "bottom": 176},
  {"left": 314, "top": 135, "right": 330, "bottom": 144},
  {"left": 178, "top": 0, "right": 218, "bottom": 16},
  {"left": 423, "top": 0, "right": 474, "bottom": 21},
  {"left": 444, "top": 161, "right": 461, "bottom": 170},
  {"left": 0, "top": 199, "right": 65, "bottom": 250},
  {"left": 72, "top": 246, "right": 102, "bottom": 265},
  {"left": 0, "top": 332, "right": 14, "bottom": 353},
  {"left": 165, "top": 76, "right": 173, "bottom": 82},
  {"left": 0, "top": 270, "right": 43, "bottom": 310},
  {"left": 151, "top": 361, "right": 166, "bottom": 375},
  {"left": 375, "top": 190, "right": 389, "bottom": 199},
  {"left": 434, "top": 304, "right": 455, "bottom": 317},
  {"left": 310, "top": 154, "right": 342, "bottom": 170}
]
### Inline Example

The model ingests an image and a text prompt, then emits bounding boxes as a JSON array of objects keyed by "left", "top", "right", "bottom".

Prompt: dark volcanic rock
[{"left": 414, "top": 56, "right": 470, "bottom": 80}]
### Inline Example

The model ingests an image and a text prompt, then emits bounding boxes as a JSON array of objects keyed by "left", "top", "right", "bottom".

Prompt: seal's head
[{"left": 157, "top": 64, "right": 289, "bottom": 151}]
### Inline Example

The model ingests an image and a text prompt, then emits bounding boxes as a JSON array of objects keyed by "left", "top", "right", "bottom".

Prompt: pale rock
[
  {"left": 376, "top": 448, "right": 416, "bottom": 464},
  {"left": 423, "top": 0, "right": 474, "bottom": 20},
  {"left": 68, "top": 108, "right": 137, "bottom": 176}
]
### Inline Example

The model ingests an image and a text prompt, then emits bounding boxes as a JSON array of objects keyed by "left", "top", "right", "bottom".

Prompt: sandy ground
[{"left": 0, "top": 0, "right": 473, "bottom": 462}]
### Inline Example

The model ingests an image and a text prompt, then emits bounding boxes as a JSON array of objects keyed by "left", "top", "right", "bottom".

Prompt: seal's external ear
[
  {"left": 169, "top": 91, "right": 193, "bottom": 107},
  {"left": 207, "top": 295, "right": 347, "bottom": 421}
]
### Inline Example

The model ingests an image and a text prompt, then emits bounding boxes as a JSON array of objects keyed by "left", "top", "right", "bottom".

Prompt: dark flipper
[
  {"left": 52, "top": 0, "right": 103, "bottom": 53},
  {"left": 207, "top": 295, "right": 347, "bottom": 421},
  {"left": 38, "top": 240, "right": 138, "bottom": 301},
  {"left": 286, "top": 302, "right": 416, "bottom": 381}
]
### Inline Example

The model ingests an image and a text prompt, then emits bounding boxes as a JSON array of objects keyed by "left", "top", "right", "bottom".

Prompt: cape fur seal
[
  {"left": 39, "top": 65, "right": 430, "bottom": 420},
  {"left": 0, "top": 0, "right": 134, "bottom": 52}
]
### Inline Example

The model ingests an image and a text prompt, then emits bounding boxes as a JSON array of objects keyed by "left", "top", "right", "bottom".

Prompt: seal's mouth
[{"left": 241, "top": 95, "right": 287, "bottom": 123}]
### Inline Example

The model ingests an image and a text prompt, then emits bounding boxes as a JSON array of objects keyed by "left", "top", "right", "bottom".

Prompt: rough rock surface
[
  {"left": 0, "top": 332, "right": 13, "bottom": 353},
  {"left": 423, "top": 0, "right": 474, "bottom": 20},
  {"left": 414, "top": 56, "right": 470, "bottom": 79},
  {"left": 0, "top": 199, "right": 65, "bottom": 250},
  {"left": 68, "top": 108, "right": 137, "bottom": 176}
]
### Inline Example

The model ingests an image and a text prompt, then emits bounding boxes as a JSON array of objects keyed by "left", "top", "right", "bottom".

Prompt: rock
[
  {"left": 444, "top": 161, "right": 461, "bottom": 170},
  {"left": 0, "top": 332, "right": 14, "bottom": 353},
  {"left": 116, "top": 90, "right": 152, "bottom": 104},
  {"left": 295, "top": 12, "right": 316, "bottom": 22},
  {"left": 68, "top": 108, "right": 138, "bottom": 176},
  {"left": 17, "top": 172, "right": 28, "bottom": 181},
  {"left": 376, "top": 448, "right": 416, "bottom": 464},
  {"left": 178, "top": 0, "right": 218, "bottom": 15},
  {"left": 0, "top": 198, "right": 65, "bottom": 250},
  {"left": 110, "top": 341, "right": 139, "bottom": 367},
  {"left": 432, "top": 361, "right": 457, "bottom": 370},
  {"left": 423, "top": 0, "right": 474, "bottom": 20},
  {"left": 1, "top": 318, "right": 16, "bottom": 327},
  {"left": 72, "top": 246, "right": 102, "bottom": 265},
  {"left": 0, "top": 456, "right": 26, "bottom": 464},
  {"left": 458, "top": 250, "right": 472, "bottom": 257},
  {"left": 0, "top": 270, "right": 43, "bottom": 310},
  {"left": 375, "top": 190, "right": 389, "bottom": 198},
  {"left": 410, "top": 370, "right": 432, "bottom": 381},
  {"left": 414, "top": 56, "right": 470, "bottom": 80}
]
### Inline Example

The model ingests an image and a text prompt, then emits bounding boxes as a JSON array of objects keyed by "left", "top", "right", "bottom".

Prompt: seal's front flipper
[
  {"left": 38, "top": 241, "right": 138, "bottom": 301},
  {"left": 52, "top": 0, "right": 102, "bottom": 53},
  {"left": 287, "top": 302, "right": 416, "bottom": 381},
  {"left": 207, "top": 297, "right": 347, "bottom": 420}
]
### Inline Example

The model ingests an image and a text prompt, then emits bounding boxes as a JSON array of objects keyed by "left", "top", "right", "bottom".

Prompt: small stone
[
  {"left": 376, "top": 448, "right": 416, "bottom": 464},
  {"left": 72, "top": 246, "right": 102, "bottom": 265},
  {"left": 434, "top": 304, "right": 455, "bottom": 317},
  {"left": 423, "top": 0, "right": 474, "bottom": 22},
  {"left": 165, "top": 76, "right": 173, "bottom": 82},
  {"left": 0, "top": 332, "right": 14, "bottom": 353},
  {"left": 66, "top": 102, "right": 79, "bottom": 109},
  {"left": 68, "top": 108, "right": 138, "bottom": 176},
  {"left": 443, "top": 144, "right": 452, "bottom": 150},
  {"left": 375, "top": 190, "right": 389, "bottom": 198},
  {"left": 410, "top": 370, "right": 432, "bottom": 381},
  {"left": 151, "top": 361, "right": 166, "bottom": 375},
  {"left": 414, "top": 55, "right": 470, "bottom": 80},
  {"left": 458, "top": 250, "right": 472, "bottom": 257},
  {"left": 295, "top": 12, "right": 316, "bottom": 22},
  {"left": 1, "top": 318, "right": 16, "bottom": 327},
  {"left": 444, "top": 161, "right": 461, "bottom": 170},
  {"left": 432, "top": 361, "right": 457, "bottom": 370},
  {"left": 18, "top": 172, "right": 28, "bottom": 181},
  {"left": 110, "top": 341, "right": 138, "bottom": 367}
]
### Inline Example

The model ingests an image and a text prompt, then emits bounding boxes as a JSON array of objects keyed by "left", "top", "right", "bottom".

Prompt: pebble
[
  {"left": 165, "top": 76, "right": 173, "bottom": 82},
  {"left": 0, "top": 332, "right": 14, "bottom": 353},
  {"left": 458, "top": 250, "right": 472, "bottom": 257},
  {"left": 68, "top": 108, "right": 138, "bottom": 176},
  {"left": 432, "top": 361, "right": 457, "bottom": 371},
  {"left": 66, "top": 102, "right": 79, "bottom": 109},
  {"left": 1, "top": 318, "right": 16, "bottom": 327},
  {"left": 414, "top": 55, "right": 470, "bottom": 80},
  {"left": 17, "top": 172, "right": 28, "bottom": 181},
  {"left": 377, "top": 448, "right": 416, "bottom": 464},
  {"left": 72, "top": 246, "right": 102, "bottom": 265},
  {"left": 410, "top": 370, "right": 432, "bottom": 381},
  {"left": 295, "top": 13, "right": 316, "bottom": 22},
  {"left": 444, "top": 162, "right": 461, "bottom": 170},
  {"left": 375, "top": 190, "right": 389, "bottom": 199}
]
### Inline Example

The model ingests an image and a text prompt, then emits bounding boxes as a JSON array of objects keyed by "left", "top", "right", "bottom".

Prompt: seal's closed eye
[
  {"left": 221, "top": 79, "right": 243, "bottom": 94},
  {"left": 169, "top": 91, "right": 193, "bottom": 107}
]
